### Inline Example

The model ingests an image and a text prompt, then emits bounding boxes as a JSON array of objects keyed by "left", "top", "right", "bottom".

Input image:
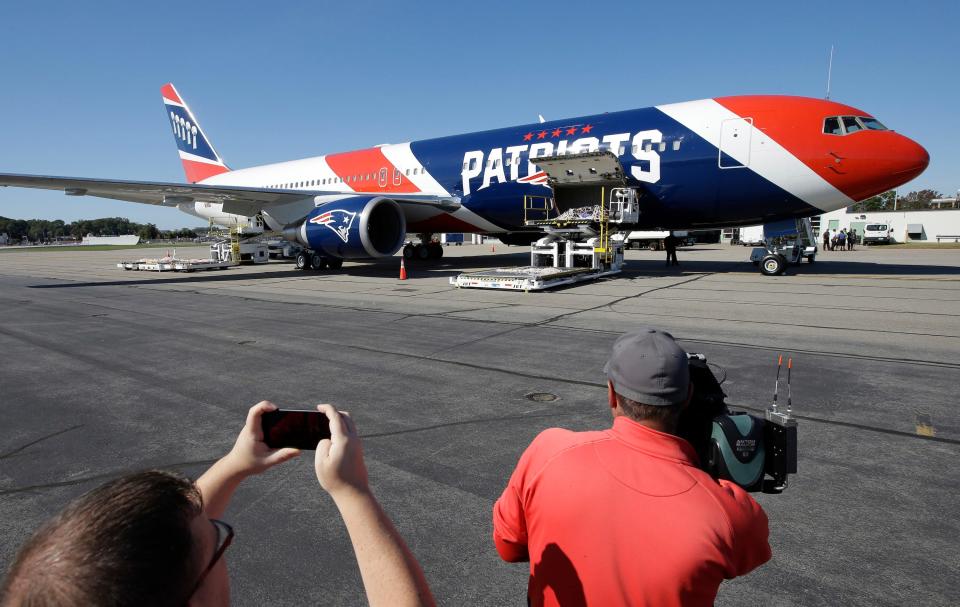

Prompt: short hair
[
  {"left": 615, "top": 392, "right": 683, "bottom": 429},
  {"left": 2, "top": 470, "right": 203, "bottom": 607}
]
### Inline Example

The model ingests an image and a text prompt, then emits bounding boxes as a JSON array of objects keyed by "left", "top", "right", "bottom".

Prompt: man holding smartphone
[{"left": 1, "top": 402, "right": 436, "bottom": 607}]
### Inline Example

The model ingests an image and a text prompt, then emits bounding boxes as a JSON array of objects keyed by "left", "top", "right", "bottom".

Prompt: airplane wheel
[
  {"left": 428, "top": 243, "right": 443, "bottom": 259},
  {"left": 295, "top": 252, "right": 309, "bottom": 270},
  {"left": 310, "top": 254, "right": 327, "bottom": 271},
  {"left": 760, "top": 254, "right": 786, "bottom": 276},
  {"left": 327, "top": 257, "right": 343, "bottom": 270},
  {"left": 416, "top": 244, "right": 430, "bottom": 261},
  {"left": 403, "top": 245, "right": 415, "bottom": 259}
]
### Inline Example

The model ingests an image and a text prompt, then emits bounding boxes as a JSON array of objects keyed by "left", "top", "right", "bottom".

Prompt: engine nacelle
[{"left": 284, "top": 196, "right": 406, "bottom": 259}]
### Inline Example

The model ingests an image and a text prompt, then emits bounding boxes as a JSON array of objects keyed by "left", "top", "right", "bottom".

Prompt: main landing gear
[
  {"left": 295, "top": 250, "right": 344, "bottom": 272},
  {"left": 402, "top": 234, "right": 444, "bottom": 261}
]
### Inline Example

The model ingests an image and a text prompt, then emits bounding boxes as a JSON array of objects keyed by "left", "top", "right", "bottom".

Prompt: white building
[
  {"left": 81, "top": 235, "right": 141, "bottom": 246},
  {"left": 817, "top": 208, "right": 960, "bottom": 243}
]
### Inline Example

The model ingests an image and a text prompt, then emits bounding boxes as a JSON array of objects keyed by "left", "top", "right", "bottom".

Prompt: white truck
[
  {"left": 737, "top": 225, "right": 766, "bottom": 246},
  {"left": 862, "top": 222, "right": 895, "bottom": 245},
  {"left": 614, "top": 230, "right": 692, "bottom": 250}
]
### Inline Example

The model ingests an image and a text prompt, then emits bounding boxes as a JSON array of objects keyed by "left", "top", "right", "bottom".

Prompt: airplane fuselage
[{"left": 192, "top": 95, "right": 928, "bottom": 236}]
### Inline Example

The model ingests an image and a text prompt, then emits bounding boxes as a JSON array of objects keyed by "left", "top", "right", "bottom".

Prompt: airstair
[{"left": 451, "top": 151, "right": 642, "bottom": 291}]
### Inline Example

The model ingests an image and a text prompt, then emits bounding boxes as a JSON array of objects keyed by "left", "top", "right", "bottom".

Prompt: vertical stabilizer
[{"left": 161, "top": 83, "right": 230, "bottom": 183}]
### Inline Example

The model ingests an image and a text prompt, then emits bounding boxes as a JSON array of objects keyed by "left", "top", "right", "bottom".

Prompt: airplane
[{"left": 0, "top": 84, "right": 928, "bottom": 271}]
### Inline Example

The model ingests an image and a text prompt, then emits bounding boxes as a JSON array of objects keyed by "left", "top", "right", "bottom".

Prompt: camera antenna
[
  {"left": 772, "top": 354, "right": 783, "bottom": 413},
  {"left": 786, "top": 357, "right": 793, "bottom": 414}
]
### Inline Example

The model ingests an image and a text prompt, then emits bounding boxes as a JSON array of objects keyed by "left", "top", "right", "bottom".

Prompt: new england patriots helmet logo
[{"left": 308, "top": 209, "right": 357, "bottom": 243}]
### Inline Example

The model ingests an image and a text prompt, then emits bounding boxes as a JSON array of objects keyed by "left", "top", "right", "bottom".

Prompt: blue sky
[{"left": 1, "top": 0, "right": 956, "bottom": 229}]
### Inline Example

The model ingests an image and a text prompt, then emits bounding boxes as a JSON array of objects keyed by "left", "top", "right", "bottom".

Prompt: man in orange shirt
[{"left": 493, "top": 328, "right": 771, "bottom": 606}]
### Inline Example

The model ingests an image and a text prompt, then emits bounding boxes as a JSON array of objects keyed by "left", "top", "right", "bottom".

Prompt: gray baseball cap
[{"left": 603, "top": 328, "right": 690, "bottom": 407}]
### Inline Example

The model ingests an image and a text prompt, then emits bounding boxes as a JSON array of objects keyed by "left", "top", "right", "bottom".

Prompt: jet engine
[{"left": 283, "top": 196, "right": 406, "bottom": 259}]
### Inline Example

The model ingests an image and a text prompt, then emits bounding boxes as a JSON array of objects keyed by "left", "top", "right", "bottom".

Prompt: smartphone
[{"left": 261, "top": 409, "right": 331, "bottom": 450}]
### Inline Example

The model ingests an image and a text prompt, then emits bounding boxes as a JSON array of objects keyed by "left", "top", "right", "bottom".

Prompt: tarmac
[{"left": 0, "top": 242, "right": 958, "bottom": 606}]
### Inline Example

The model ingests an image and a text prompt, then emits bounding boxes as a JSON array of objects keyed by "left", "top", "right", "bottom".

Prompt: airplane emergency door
[{"left": 718, "top": 117, "right": 752, "bottom": 168}]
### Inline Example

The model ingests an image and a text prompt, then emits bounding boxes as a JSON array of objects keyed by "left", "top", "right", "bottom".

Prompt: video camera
[{"left": 678, "top": 354, "right": 798, "bottom": 493}]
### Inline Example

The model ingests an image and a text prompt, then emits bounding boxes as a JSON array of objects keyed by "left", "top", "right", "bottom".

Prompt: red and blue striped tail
[{"left": 161, "top": 83, "right": 230, "bottom": 183}]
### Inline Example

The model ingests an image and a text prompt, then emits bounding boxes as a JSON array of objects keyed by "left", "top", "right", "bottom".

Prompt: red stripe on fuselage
[
  {"left": 161, "top": 83, "right": 183, "bottom": 105},
  {"left": 714, "top": 95, "right": 925, "bottom": 202},
  {"left": 184, "top": 159, "right": 229, "bottom": 183},
  {"left": 324, "top": 148, "right": 421, "bottom": 194}
]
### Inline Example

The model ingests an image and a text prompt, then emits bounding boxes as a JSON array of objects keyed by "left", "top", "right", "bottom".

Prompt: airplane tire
[
  {"left": 327, "top": 257, "right": 344, "bottom": 270},
  {"left": 760, "top": 254, "right": 786, "bottom": 276},
  {"left": 403, "top": 245, "right": 415, "bottom": 259},
  {"left": 310, "top": 254, "right": 327, "bottom": 271},
  {"left": 295, "top": 252, "right": 309, "bottom": 270},
  {"left": 416, "top": 245, "right": 430, "bottom": 261}
]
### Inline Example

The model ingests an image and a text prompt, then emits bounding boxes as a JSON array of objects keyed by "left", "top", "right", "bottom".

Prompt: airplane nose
[
  {"left": 839, "top": 132, "right": 931, "bottom": 200},
  {"left": 889, "top": 135, "right": 929, "bottom": 183}
]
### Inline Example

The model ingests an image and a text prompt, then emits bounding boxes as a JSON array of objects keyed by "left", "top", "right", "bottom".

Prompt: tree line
[
  {"left": 848, "top": 189, "right": 948, "bottom": 213},
  {"left": 0, "top": 216, "right": 198, "bottom": 243}
]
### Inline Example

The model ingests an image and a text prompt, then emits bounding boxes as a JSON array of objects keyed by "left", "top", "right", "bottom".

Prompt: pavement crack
[{"left": 0, "top": 425, "right": 83, "bottom": 460}]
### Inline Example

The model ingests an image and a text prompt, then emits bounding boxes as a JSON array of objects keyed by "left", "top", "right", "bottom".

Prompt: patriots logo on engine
[{"left": 309, "top": 209, "right": 357, "bottom": 243}]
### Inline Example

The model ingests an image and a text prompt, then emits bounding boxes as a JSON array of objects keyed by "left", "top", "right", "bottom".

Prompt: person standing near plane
[
  {"left": 837, "top": 229, "right": 847, "bottom": 251},
  {"left": 492, "top": 328, "right": 771, "bottom": 607},
  {"left": 822, "top": 229, "right": 831, "bottom": 252},
  {"left": 664, "top": 232, "right": 680, "bottom": 267}
]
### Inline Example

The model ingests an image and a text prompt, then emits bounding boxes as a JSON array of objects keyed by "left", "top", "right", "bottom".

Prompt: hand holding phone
[
  {"left": 261, "top": 409, "right": 332, "bottom": 450},
  {"left": 314, "top": 404, "right": 369, "bottom": 498}
]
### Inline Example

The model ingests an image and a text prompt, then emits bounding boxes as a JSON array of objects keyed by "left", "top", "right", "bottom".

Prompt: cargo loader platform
[
  {"left": 452, "top": 150, "right": 636, "bottom": 291},
  {"left": 450, "top": 264, "right": 621, "bottom": 291},
  {"left": 117, "top": 256, "right": 234, "bottom": 272}
]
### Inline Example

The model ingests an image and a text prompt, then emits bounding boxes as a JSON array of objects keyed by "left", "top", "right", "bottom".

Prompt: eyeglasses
[{"left": 185, "top": 518, "right": 234, "bottom": 601}]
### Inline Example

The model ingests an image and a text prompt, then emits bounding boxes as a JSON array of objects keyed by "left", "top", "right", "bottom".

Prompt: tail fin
[{"left": 161, "top": 83, "right": 230, "bottom": 183}]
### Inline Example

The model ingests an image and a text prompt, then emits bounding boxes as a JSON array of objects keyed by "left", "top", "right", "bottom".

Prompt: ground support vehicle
[
  {"left": 118, "top": 257, "right": 233, "bottom": 272},
  {"left": 452, "top": 151, "right": 635, "bottom": 291},
  {"left": 748, "top": 218, "right": 818, "bottom": 275},
  {"left": 210, "top": 241, "right": 269, "bottom": 264},
  {"left": 265, "top": 239, "right": 304, "bottom": 259}
]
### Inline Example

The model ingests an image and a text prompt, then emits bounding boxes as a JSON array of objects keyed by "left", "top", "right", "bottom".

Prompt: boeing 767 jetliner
[{"left": 0, "top": 84, "right": 927, "bottom": 268}]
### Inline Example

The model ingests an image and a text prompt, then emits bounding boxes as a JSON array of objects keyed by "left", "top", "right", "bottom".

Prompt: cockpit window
[
  {"left": 823, "top": 115, "right": 889, "bottom": 135},
  {"left": 859, "top": 117, "right": 888, "bottom": 131},
  {"left": 842, "top": 116, "right": 862, "bottom": 134}
]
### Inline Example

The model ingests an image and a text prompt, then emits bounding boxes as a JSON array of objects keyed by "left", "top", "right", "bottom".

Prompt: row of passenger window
[
  {"left": 823, "top": 115, "right": 888, "bottom": 136},
  {"left": 265, "top": 167, "right": 425, "bottom": 190},
  {"left": 465, "top": 140, "right": 683, "bottom": 171}
]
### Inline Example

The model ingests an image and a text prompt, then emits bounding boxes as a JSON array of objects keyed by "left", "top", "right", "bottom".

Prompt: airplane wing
[{"left": 0, "top": 173, "right": 460, "bottom": 217}]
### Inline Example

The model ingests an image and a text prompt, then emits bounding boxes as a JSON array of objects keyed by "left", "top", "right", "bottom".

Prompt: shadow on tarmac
[{"left": 27, "top": 251, "right": 960, "bottom": 289}]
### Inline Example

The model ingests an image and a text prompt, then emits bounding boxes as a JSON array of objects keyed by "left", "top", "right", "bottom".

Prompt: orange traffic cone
[
  {"left": 399, "top": 258, "right": 408, "bottom": 280},
  {"left": 491, "top": 244, "right": 496, "bottom": 253}
]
